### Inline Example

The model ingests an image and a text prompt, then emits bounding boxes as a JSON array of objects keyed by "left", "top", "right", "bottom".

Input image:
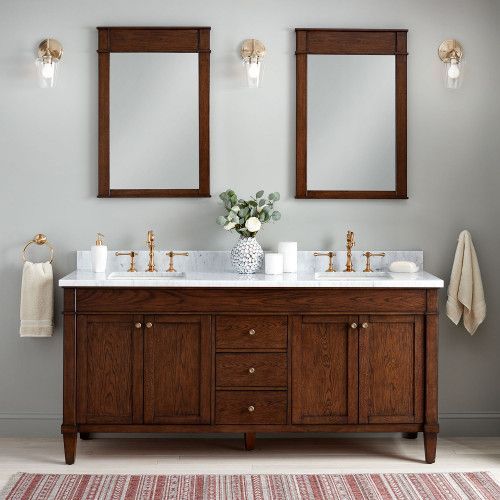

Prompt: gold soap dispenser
[{"left": 91, "top": 233, "right": 107, "bottom": 273}]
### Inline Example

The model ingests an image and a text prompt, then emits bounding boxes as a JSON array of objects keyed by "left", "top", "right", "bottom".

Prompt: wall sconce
[
  {"left": 240, "top": 39, "right": 266, "bottom": 88},
  {"left": 438, "top": 39, "right": 464, "bottom": 90},
  {"left": 35, "top": 38, "right": 63, "bottom": 88}
]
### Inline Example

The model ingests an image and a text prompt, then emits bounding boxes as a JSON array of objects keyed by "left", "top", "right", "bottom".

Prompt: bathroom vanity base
[{"left": 61, "top": 286, "right": 440, "bottom": 464}]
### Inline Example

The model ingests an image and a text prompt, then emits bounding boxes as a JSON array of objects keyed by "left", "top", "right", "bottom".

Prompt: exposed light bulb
[
  {"left": 448, "top": 58, "right": 460, "bottom": 79},
  {"left": 41, "top": 61, "right": 54, "bottom": 79},
  {"left": 247, "top": 61, "right": 260, "bottom": 79}
]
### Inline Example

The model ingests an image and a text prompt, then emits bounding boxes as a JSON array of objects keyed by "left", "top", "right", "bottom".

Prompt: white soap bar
[{"left": 389, "top": 261, "right": 419, "bottom": 273}]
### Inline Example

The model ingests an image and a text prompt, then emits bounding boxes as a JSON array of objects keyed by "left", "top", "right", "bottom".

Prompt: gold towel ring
[{"left": 22, "top": 234, "right": 54, "bottom": 264}]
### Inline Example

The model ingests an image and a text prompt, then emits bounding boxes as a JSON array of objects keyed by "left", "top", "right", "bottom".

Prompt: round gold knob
[
  {"left": 146, "top": 322, "right": 153, "bottom": 329},
  {"left": 249, "top": 329, "right": 256, "bottom": 336},
  {"left": 248, "top": 405, "right": 255, "bottom": 412},
  {"left": 362, "top": 322, "right": 369, "bottom": 329},
  {"left": 135, "top": 322, "right": 142, "bottom": 329},
  {"left": 351, "top": 323, "right": 358, "bottom": 329},
  {"left": 248, "top": 367, "right": 255, "bottom": 374}
]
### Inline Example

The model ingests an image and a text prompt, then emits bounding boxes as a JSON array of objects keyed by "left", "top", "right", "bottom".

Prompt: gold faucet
[
  {"left": 146, "top": 230, "right": 156, "bottom": 272},
  {"left": 166, "top": 251, "right": 189, "bottom": 272},
  {"left": 363, "top": 252, "right": 386, "bottom": 272},
  {"left": 344, "top": 230, "right": 355, "bottom": 272}
]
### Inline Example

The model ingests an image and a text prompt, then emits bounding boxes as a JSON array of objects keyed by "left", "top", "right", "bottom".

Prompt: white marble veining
[
  {"left": 60, "top": 249, "right": 443, "bottom": 288},
  {"left": 77, "top": 250, "right": 424, "bottom": 274}
]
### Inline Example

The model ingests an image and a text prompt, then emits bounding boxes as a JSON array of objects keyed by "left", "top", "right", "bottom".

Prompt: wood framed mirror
[
  {"left": 295, "top": 29, "right": 408, "bottom": 199},
  {"left": 97, "top": 27, "right": 211, "bottom": 198}
]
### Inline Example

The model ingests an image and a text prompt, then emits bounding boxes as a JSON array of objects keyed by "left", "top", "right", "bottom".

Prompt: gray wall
[{"left": 1, "top": 0, "right": 499, "bottom": 436}]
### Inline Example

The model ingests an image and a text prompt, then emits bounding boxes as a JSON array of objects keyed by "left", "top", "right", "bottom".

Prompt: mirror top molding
[
  {"left": 97, "top": 27, "right": 211, "bottom": 54},
  {"left": 295, "top": 28, "right": 408, "bottom": 200},
  {"left": 97, "top": 27, "right": 211, "bottom": 198},
  {"left": 295, "top": 28, "right": 408, "bottom": 56}
]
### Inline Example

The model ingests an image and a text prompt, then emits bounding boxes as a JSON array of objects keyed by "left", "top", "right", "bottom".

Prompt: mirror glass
[
  {"left": 307, "top": 55, "right": 395, "bottom": 191},
  {"left": 109, "top": 53, "right": 199, "bottom": 189}
]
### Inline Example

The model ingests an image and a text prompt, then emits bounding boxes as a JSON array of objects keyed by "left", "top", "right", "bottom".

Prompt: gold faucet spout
[
  {"left": 146, "top": 230, "right": 156, "bottom": 272},
  {"left": 344, "top": 230, "right": 355, "bottom": 272}
]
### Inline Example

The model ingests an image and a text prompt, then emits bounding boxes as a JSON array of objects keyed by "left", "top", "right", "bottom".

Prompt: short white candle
[
  {"left": 278, "top": 241, "right": 298, "bottom": 273},
  {"left": 265, "top": 253, "right": 284, "bottom": 275}
]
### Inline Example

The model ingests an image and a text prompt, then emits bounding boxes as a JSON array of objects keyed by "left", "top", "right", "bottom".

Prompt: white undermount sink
[
  {"left": 108, "top": 272, "right": 185, "bottom": 279},
  {"left": 315, "top": 271, "right": 388, "bottom": 280}
]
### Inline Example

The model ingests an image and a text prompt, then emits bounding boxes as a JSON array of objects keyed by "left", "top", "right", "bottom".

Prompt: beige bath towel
[
  {"left": 19, "top": 261, "right": 54, "bottom": 337},
  {"left": 446, "top": 230, "right": 486, "bottom": 335}
]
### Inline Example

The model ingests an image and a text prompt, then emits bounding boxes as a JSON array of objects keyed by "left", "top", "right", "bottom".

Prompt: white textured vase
[{"left": 231, "top": 236, "right": 264, "bottom": 274}]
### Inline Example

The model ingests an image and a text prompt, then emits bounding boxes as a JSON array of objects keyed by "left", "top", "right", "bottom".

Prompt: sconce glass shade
[
  {"left": 244, "top": 58, "right": 263, "bottom": 88},
  {"left": 438, "top": 39, "right": 464, "bottom": 90},
  {"left": 444, "top": 58, "right": 464, "bottom": 89},
  {"left": 241, "top": 39, "right": 266, "bottom": 88},
  {"left": 35, "top": 56, "right": 59, "bottom": 88},
  {"left": 36, "top": 38, "right": 63, "bottom": 88}
]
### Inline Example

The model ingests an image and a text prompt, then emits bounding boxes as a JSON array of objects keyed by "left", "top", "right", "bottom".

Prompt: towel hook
[{"left": 22, "top": 234, "right": 54, "bottom": 263}]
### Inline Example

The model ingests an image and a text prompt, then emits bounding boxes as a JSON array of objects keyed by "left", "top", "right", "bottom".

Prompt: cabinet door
[
  {"left": 292, "top": 315, "right": 358, "bottom": 424},
  {"left": 77, "top": 314, "right": 143, "bottom": 424},
  {"left": 359, "top": 315, "right": 424, "bottom": 424},
  {"left": 144, "top": 315, "right": 211, "bottom": 424}
]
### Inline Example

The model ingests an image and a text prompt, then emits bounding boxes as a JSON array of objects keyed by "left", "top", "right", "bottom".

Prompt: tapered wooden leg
[
  {"left": 63, "top": 433, "right": 77, "bottom": 465},
  {"left": 402, "top": 432, "right": 418, "bottom": 439},
  {"left": 80, "top": 432, "right": 91, "bottom": 440},
  {"left": 244, "top": 432, "right": 256, "bottom": 451},
  {"left": 424, "top": 432, "right": 437, "bottom": 464}
]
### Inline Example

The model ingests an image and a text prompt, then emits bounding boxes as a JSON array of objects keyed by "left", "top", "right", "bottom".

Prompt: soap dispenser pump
[{"left": 91, "top": 233, "right": 107, "bottom": 273}]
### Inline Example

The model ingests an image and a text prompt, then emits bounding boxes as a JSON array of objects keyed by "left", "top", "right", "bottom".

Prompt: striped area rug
[{"left": 2, "top": 472, "right": 500, "bottom": 499}]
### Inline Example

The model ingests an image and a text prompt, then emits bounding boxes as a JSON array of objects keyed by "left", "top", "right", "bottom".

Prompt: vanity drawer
[
  {"left": 216, "top": 315, "right": 287, "bottom": 349},
  {"left": 215, "top": 390, "right": 287, "bottom": 424},
  {"left": 216, "top": 353, "right": 287, "bottom": 387}
]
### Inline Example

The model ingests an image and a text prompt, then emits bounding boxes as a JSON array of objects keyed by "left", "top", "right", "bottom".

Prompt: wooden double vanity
[{"left": 60, "top": 272, "right": 442, "bottom": 465}]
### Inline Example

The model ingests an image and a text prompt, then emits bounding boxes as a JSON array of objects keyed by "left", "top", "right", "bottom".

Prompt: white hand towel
[
  {"left": 446, "top": 230, "right": 486, "bottom": 335},
  {"left": 19, "top": 261, "right": 54, "bottom": 337}
]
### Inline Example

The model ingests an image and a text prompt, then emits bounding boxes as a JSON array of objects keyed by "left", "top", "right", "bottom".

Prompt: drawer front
[
  {"left": 216, "top": 353, "right": 287, "bottom": 387},
  {"left": 216, "top": 391, "right": 287, "bottom": 424},
  {"left": 216, "top": 315, "right": 287, "bottom": 349}
]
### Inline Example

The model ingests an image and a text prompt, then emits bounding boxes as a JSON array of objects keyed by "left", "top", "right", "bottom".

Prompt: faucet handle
[
  {"left": 166, "top": 251, "right": 189, "bottom": 272},
  {"left": 115, "top": 251, "right": 138, "bottom": 272},
  {"left": 313, "top": 251, "right": 336, "bottom": 272},
  {"left": 363, "top": 252, "right": 386, "bottom": 273}
]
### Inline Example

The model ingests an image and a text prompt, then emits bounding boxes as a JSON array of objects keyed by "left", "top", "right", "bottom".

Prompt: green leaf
[
  {"left": 240, "top": 207, "right": 250, "bottom": 217},
  {"left": 248, "top": 200, "right": 257, "bottom": 207},
  {"left": 271, "top": 211, "right": 281, "bottom": 221},
  {"left": 259, "top": 212, "right": 266, "bottom": 222},
  {"left": 216, "top": 216, "right": 227, "bottom": 226},
  {"left": 273, "top": 192, "right": 281, "bottom": 201},
  {"left": 268, "top": 193, "right": 275, "bottom": 201},
  {"left": 258, "top": 199, "right": 266, "bottom": 207},
  {"left": 256, "top": 190, "right": 264, "bottom": 198}
]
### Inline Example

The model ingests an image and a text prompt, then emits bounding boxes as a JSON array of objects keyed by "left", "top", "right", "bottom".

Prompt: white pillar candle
[
  {"left": 278, "top": 241, "right": 298, "bottom": 273},
  {"left": 265, "top": 253, "right": 284, "bottom": 275}
]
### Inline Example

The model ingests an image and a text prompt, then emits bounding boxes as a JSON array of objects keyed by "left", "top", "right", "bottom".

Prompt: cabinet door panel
[
  {"left": 77, "top": 314, "right": 143, "bottom": 424},
  {"left": 144, "top": 315, "right": 211, "bottom": 424},
  {"left": 359, "top": 315, "right": 423, "bottom": 424},
  {"left": 292, "top": 315, "right": 358, "bottom": 424}
]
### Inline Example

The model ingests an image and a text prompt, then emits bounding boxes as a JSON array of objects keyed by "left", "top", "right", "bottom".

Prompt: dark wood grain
[
  {"left": 216, "top": 391, "right": 287, "bottom": 425},
  {"left": 244, "top": 432, "right": 256, "bottom": 451},
  {"left": 73, "top": 288, "right": 427, "bottom": 314},
  {"left": 295, "top": 29, "right": 408, "bottom": 199},
  {"left": 76, "top": 315, "right": 141, "bottom": 424},
  {"left": 424, "top": 432, "right": 438, "bottom": 464},
  {"left": 359, "top": 315, "right": 423, "bottom": 424},
  {"left": 216, "top": 353, "right": 287, "bottom": 387},
  {"left": 62, "top": 285, "right": 439, "bottom": 464},
  {"left": 292, "top": 315, "right": 358, "bottom": 424},
  {"left": 216, "top": 315, "right": 287, "bottom": 349},
  {"left": 97, "top": 27, "right": 211, "bottom": 198},
  {"left": 144, "top": 315, "right": 211, "bottom": 424}
]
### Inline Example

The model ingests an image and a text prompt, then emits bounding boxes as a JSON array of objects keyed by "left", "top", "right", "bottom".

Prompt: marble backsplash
[{"left": 77, "top": 250, "right": 423, "bottom": 274}]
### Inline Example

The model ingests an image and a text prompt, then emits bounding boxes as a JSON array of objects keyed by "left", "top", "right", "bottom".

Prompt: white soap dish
[{"left": 389, "top": 261, "right": 419, "bottom": 273}]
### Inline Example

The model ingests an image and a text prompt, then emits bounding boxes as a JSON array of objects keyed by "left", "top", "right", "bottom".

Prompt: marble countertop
[{"left": 59, "top": 270, "right": 444, "bottom": 288}]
